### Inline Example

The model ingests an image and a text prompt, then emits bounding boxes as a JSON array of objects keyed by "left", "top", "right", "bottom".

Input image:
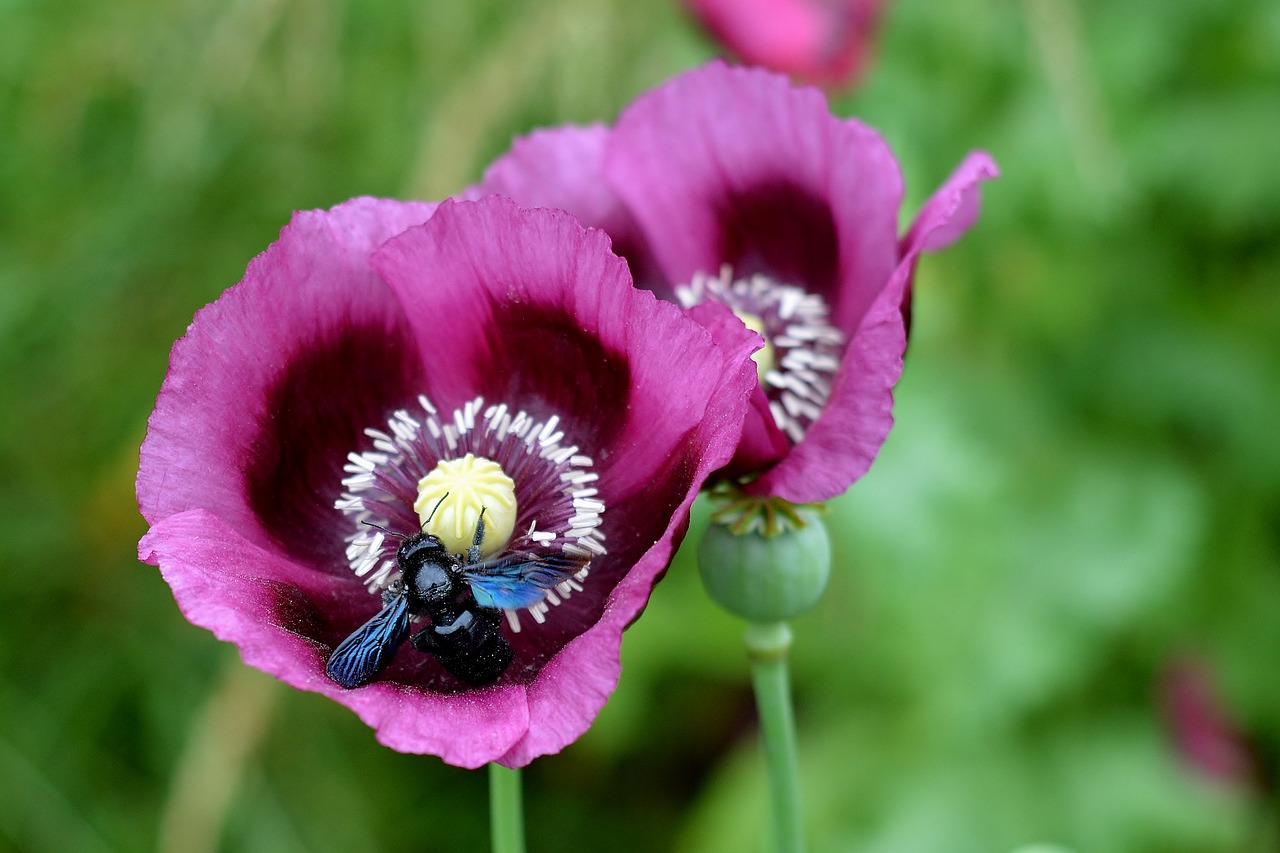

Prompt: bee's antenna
[
  {"left": 361, "top": 520, "right": 407, "bottom": 540},
  {"left": 421, "top": 492, "right": 449, "bottom": 531}
]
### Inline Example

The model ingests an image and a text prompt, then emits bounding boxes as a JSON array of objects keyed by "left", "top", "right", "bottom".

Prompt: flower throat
[{"left": 677, "top": 266, "right": 844, "bottom": 443}]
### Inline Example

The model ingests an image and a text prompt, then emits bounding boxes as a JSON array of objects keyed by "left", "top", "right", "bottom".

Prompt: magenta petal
[
  {"left": 137, "top": 197, "right": 436, "bottom": 563},
  {"left": 497, "top": 606, "right": 621, "bottom": 766},
  {"left": 606, "top": 61, "right": 902, "bottom": 333},
  {"left": 142, "top": 509, "right": 532, "bottom": 767},
  {"left": 371, "top": 196, "right": 635, "bottom": 448},
  {"left": 687, "top": 300, "right": 789, "bottom": 476},
  {"left": 141, "top": 510, "right": 351, "bottom": 659},
  {"left": 480, "top": 125, "right": 617, "bottom": 231},
  {"left": 479, "top": 125, "right": 668, "bottom": 298},
  {"left": 746, "top": 276, "right": 905, "bottom": 502},
  {"left": 897, "top": 151, "right": 999, "bottom": 330},
  {"left": 902, "top": 151, "right": 1000, "bottom": 256}
]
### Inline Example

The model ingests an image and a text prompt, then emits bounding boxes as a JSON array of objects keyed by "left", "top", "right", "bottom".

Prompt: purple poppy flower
[
  {"left": 481, "top": 61, "right": 997, "bottom": 503},
  {"left": 137, "top": 195, "right": 758, "bottom": 767},
  {"left": 683, "top": 0, "right": 890, "bottom": 89}
]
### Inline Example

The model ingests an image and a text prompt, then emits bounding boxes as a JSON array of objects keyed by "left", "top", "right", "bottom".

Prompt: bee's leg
[
  {"left": 468, "top": 507, "right": 487, "bottom": 564},
  {"left": 380, "top": 578, "right": 405, "bottom": 606}
]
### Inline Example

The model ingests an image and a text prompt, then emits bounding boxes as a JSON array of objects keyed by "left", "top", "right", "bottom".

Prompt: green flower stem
[
  {"left": 744, "top": 621, "right": 804, "bottom": 853},
  {"left": 488, "top": 763, "right": 525, "bottom": 853}
]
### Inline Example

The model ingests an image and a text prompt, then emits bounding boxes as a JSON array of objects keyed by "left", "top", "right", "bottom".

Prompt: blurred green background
[{"left": 2, "top": 0, "right": 1278, "bottom": 850}]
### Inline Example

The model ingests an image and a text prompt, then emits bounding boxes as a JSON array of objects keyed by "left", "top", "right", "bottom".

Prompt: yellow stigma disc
[{"left": 414, "top": 454, "right": 517, "bottom": 558}]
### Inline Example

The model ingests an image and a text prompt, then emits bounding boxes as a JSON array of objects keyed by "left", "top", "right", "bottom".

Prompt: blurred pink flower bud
[
  {"left": 1161, "top": 657, "right": 1257, "bottom": 787},
  {"left": 683, "top": 0, "right": 889, "bottom": 89}
]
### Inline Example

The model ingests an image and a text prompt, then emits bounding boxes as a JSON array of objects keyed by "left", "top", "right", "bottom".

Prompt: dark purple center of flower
[
  {"left": 333, "top": 395, "right": 607, "bottom": 691},
  {"left": 714, "top": 181, "right": 840, "bottom": 302},
  {"left": 483, "top": 303, "right": 633, "bottom": 450},
  {"left": 246, "top": 321, "right": 424, "bottom": 566}
]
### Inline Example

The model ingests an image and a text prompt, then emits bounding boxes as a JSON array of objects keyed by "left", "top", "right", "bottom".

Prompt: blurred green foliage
[{"left": 1, "top": 0, "right": 1278, "bottom": 850}]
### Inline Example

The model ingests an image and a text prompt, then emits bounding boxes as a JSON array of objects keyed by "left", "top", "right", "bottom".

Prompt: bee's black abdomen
[
  {"left": 440, "top": 631, "right": 513, "bottom": 685},
  {"left": 411, "top": 608, "right": 514, "bottom": 685}
]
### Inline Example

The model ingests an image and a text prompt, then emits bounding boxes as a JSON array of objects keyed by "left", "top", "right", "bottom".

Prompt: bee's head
[{"left": 397, "top": 532, "right": 449, "bottom": 567}]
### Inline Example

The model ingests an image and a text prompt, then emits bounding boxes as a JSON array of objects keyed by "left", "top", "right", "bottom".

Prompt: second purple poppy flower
[{"left": 481, "top": 61, "right": 998, "bottom": 504}]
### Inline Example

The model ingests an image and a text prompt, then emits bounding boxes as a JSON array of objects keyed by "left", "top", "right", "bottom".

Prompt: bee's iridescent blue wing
[
  {"left": 325, "top": 595, "right": 410, "bottom": 689},
  {"left": 464, "top": 551, "right": 586, "bottom": 610}
]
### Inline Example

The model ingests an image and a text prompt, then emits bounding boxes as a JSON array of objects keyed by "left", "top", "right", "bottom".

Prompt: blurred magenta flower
[
  {"left": 683, "top": 0, "right": 889, "bottom": 88},
  {"left": 481, "top": 61, "right": 997, "bottom": 502},
  {"left": 137, "top": 195, "right": 757, "bottom": 767},
  {"left": 1160, "top": 658, "right": 1258, "bottom": 787}
]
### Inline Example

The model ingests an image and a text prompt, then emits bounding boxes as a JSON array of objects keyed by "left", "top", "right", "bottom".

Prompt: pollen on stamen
[
  {"left": 677, "top": 264, "right": 845, "bottom": 444},
  {"left": 334, "top": 394, "right": 608, "bottom": 629}
]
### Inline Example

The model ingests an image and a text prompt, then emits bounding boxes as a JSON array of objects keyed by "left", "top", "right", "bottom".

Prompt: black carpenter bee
[{"left": 325, "top": 509, "right": 581, "bottom": 688}]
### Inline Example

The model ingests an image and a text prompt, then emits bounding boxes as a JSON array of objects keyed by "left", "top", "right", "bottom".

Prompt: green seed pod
[{"left": 697, "top": 503, "right": 831, "bottom": 623}]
